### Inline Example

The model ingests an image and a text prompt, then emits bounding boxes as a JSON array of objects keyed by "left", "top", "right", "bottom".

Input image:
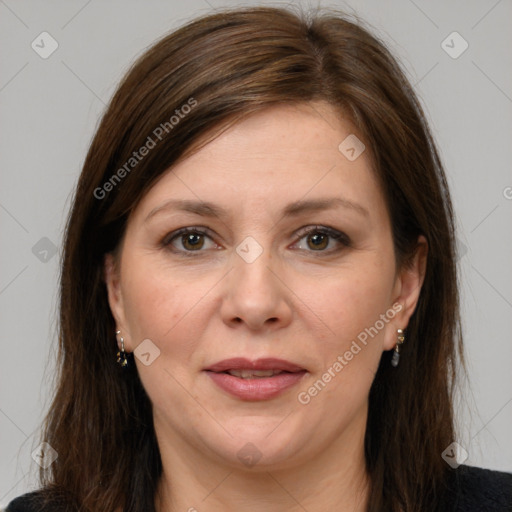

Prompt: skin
[{"left": 104, "top": 101, "right": 427, "bottom": 512}]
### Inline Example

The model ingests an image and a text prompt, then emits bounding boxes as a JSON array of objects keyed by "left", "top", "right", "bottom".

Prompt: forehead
[
  {"left": 187, "top": 101, "right": 364, "bottom": 167},
  {"left": 132, "top": 101, "right": 387, "bottom": 225}
]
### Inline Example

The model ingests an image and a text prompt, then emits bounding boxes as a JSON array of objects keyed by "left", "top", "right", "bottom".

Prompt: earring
[
  {"left": 391, "top": 328, "right": 405, "bottom": 367},
  {"left": 116, "top": 330, "right": 129, "bottom": 368}
]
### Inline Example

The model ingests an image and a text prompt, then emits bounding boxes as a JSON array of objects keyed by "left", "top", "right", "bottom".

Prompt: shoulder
[
  {"left": 5, "top": 489, "right": 76, "bottom": 512},
  {"left": 6, "top": 470, "right": 512, "bottom": 512},
  {"left": 445, "top": 465, "right": 512, "bottom": 511}
]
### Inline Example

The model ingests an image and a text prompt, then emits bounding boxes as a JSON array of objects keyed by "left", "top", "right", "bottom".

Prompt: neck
[{"left": 154, "top": 412, "right": 370, "bottom": 512}]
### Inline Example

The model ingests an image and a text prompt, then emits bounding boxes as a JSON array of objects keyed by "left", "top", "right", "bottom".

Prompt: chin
[{"left": 201, "top": 418, "right": 313, "bottom": 470}]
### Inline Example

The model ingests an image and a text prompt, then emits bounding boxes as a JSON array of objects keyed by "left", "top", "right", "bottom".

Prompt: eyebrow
[{"left": 145, "top": 197, "right": 369, "bottom": 223}]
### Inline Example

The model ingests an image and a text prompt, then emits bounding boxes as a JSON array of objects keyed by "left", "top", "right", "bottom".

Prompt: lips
[
  {"left": 203, "top": 357, "right": 307, "bottom": 400},
  {"left": 204, "top": 357, "right": 305, "bottom": 373},
  {"left": 224, "top": 369, "right": 284, "bottom": 379}
]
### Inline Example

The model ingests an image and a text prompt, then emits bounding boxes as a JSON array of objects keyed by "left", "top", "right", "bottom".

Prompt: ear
[
  {"left": 104, "top": 252, "right": 131, "bottom": 350},
  {"left": 383, "top": 235, "right": 428, "bottom": 351}
]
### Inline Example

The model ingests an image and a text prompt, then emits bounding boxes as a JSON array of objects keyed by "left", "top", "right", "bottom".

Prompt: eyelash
[{"left": 161, "top": 225, "right": 351, "bottom": 257}]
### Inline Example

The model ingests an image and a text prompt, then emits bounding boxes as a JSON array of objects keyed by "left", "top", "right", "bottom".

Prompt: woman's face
[{"left": 105, "top": 101, "right": 426, "bottom": 471}]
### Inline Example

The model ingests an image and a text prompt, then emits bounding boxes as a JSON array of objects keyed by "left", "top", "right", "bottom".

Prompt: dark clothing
[
  {"left": 6, "top": 465, "right": 512, "bottom": 511},
  {"left": 444, "top": 465, "right": 512, "bottom": 511}
]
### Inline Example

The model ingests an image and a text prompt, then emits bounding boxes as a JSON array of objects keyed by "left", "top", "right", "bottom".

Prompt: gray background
[{"left": 1, "top": 0, "right": 511, "bottom": 505}]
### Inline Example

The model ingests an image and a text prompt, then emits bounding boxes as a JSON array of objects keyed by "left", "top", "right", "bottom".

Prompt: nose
[{"left": 219, "top": 242, "right": 293, "bottom": 332}]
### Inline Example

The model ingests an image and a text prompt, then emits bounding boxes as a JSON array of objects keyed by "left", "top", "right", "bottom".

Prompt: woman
[{"left": 6, "top": 5, "right": 512, "bottom": 512}]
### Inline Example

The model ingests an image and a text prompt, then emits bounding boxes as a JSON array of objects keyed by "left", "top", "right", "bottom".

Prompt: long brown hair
[{"left": 38, "top": 5, "right": 463, "bottom": 511}]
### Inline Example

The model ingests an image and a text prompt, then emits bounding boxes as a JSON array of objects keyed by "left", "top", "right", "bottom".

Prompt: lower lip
[{"left": 205, "top": 370, "right": 307, "bottom": 400}]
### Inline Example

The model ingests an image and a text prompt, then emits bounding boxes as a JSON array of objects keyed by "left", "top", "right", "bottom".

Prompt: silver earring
[
  {"left": 116, "top": 330, "right": 129, "bottom": 368},
  {"left": 391, "top": 329, "right": 405, "bottom": 367}
]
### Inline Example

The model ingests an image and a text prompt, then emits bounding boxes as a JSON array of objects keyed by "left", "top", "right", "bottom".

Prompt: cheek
[
  {"left": 294, "top": 270, "right": 393, "bottom": 417},
  {"left": 120, "top": 262, "right": 211, "bottom": 406},
  {"left": 296, "top": 261, "right": 395, "bottom": 349},
  {"left": 120, "top": 257, "right": 208, "bottom": 356}
]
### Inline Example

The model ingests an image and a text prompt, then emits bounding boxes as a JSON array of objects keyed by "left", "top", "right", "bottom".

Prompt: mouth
[
  {"left": 203, "top": 358, "right": 307, "bottom": 400},
  {"left": 204, "top": 357, "right": 306, "bottom": 373},
  {"left": 216, "top": 368, "right": 296, "bottom": 379}
]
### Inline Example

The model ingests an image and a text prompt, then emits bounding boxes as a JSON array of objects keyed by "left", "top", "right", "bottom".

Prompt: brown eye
[
  {"left": 163, "top": 227, "right": 218, "bottom": 255},
  {"left": 181, "top": 232, "right": 205, "bottom": 251},
  {"left": 294, "top": 226, "right": 350, "bottom": 254},
  {"left": 306, "top": 232, "right": 329, "bottom": 250}
]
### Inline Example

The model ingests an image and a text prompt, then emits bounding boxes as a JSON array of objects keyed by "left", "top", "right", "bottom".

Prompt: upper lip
[{"left": 204, "top": 357, "right": 306, "bottom": 373}]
